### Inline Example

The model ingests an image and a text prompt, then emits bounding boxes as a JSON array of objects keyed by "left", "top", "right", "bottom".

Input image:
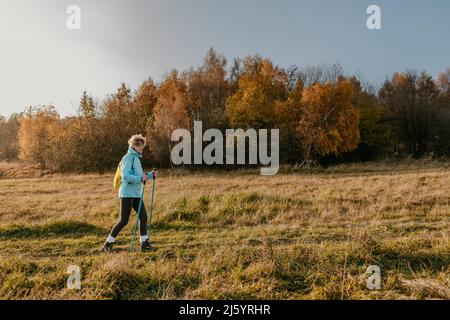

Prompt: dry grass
[
  {"left": 0, "top": 162, "right": 449, "bottom": 300},
  {"left": 0, "top": 161, "right": 52, "bottom": 179}
]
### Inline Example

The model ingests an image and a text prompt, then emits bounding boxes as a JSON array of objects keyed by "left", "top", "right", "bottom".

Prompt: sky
[{"left": 0, "top": 0, "right": 449, "bottom": 117}]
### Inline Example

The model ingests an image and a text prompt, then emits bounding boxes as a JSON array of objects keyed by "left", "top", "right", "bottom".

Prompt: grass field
[{"left": 0, "top": 161, "right": 449, "bottom": 300}]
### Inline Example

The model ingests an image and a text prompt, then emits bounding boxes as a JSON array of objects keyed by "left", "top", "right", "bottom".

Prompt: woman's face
[{"left": 134, "top": 144, "right": 145, "bottom": 154}]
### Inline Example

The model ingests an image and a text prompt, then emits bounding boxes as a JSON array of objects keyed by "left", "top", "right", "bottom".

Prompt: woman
[{"left": 100, "top": 134, "right": 155, "bottom": 252}]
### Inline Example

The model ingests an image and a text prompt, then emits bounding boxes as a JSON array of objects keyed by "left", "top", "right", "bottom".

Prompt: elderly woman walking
[{"left": 100, "top": 134, "right": 155, "bottom": 252}]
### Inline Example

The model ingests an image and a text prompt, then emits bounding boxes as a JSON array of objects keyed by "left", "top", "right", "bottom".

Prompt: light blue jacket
[{"left": 119, "top": 147, "right": 144, "bottom": 198}]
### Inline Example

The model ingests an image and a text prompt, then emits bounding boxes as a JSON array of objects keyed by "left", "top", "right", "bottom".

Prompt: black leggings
[{"left": 110, "top": 198, "right": 148, "bottom": 238}]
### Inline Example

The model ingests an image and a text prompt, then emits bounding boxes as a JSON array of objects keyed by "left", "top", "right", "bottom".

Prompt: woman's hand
[{"left": 142, "top": 174, "right": 149, "bottom": 182}]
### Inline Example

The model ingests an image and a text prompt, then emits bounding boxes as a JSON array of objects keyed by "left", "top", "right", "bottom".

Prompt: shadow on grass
[
  {"left": 152, "top": 221, "right": 205, "bottom": 232},
  {"left": 377, "top": 249, "right": 450, "bottom": 271},
  {"left": 347, "top": 247, "right": 450, "bottom": 273},
  {"left": 0, "top": 221, "right": 107, "bottom": 239}
]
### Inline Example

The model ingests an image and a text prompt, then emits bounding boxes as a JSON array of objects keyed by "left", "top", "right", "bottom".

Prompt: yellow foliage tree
[
  {"left": 226, "top": 57, "right": 288, "bottom": 129},
  {"left": 298, "top": 79, "right": 360, "bottom": 160},
  {"left": 274, "top": 80, "right": 304, "bottom": 162},
  {"left": 18, "top": 106, "right": 60, "bottom": 167}
]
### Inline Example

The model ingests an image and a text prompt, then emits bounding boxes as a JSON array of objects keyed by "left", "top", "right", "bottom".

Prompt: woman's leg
[
  {"left": 109, "top": 198, "right": 133, "bottom": 239},
  {"left": 132, "top": 198, "right": 148, "bottom": 239}
]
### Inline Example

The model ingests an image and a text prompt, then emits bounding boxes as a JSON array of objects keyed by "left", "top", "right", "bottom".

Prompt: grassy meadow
[{"left": 0, "top": 161, "right": 449, "bottom": 300}]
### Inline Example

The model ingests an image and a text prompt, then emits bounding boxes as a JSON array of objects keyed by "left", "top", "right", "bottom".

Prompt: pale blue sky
[{"left": 0, "top": 0, "right": 449, "bottom": 117}]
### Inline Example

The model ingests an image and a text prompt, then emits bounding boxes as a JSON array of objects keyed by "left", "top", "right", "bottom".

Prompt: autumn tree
[
  {"left": 79, "top": 91, "right": 96, "bottom": 118},
  {"left": 57, "top": 92, "right": 103, "bottom": 172},
  {"left": 99, "top": 83, "right": 140, "bottom": 170},
  {"left": 298, "top": 79, "right": 360, "bottom": 161},
  {"left": 274, "top": 80, "right": 304, "bottom": 162},
  {"left": 0, "top": 114, "right": 20, "bottom": 161},
  {"left": 226, "top": 56, "right": 288, "bottom": 129},
  {"left": 93, "top": 80, "right": 157, "bottom": 168},
  {"left": 148, "top": 71, "right": 190, "bottom": 166},
  {"left": 185, "top": 48, "right": 229, "bottom": 131},
  {"left": 133, "top": 78, "right": 158, "bottom": 133},
  {"left": 126, "top": 78, "right": 160, "bottom": 167},
  {"left": 18, "top": 106, "right": 60, "bottom": 167},
  {"left": 43, "top": 117, "right": 76, "bottom": 171}
]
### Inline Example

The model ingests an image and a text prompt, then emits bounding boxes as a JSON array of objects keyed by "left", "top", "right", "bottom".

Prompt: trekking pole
[
  {"left": 147, "top": 169, "right": 157, "bottom": 242},
  {"left": 130, "top": 181, "right": 147, "bottom": 250}
]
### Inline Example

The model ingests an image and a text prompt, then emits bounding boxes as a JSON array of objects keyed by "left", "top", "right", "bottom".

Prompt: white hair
[{"left": 128, "top": 134, "right": 146, "bottom": 147}]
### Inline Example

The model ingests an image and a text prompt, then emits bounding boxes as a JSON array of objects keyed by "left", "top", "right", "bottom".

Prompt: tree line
[{"left": 1, "top": 48, "right": 449, "bottom": 172}]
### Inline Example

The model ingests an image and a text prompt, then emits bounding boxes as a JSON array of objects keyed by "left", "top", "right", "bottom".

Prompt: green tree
[
  {"left": 350, "top": 77, "right": 396, "bottom": 159},
  {"left": 379, "top": 71, "right": 441, "bottom": 158}
]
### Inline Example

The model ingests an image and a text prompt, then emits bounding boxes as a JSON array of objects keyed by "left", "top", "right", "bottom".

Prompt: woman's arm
[{"left": 121, "top": 156, "right": 142, "bottom": 184}]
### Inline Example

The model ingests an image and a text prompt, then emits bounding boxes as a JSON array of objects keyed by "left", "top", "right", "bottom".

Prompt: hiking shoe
[
  {"left": 100, "top": 241, "right": 114, "bottom": 253},
  {"left": 141, "top": 240, "right": 156, "bottom": 252}
]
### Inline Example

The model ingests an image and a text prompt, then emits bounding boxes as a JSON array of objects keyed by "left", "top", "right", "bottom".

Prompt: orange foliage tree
[
  {"left": 298, "top": 79, "right": 360, "bottom": 160},
  {"left": 274, "top": 80, "right": 304, "bottom": 162},
  {"left": 148, "top": 71, "right": 190, "bottom": 166}
]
